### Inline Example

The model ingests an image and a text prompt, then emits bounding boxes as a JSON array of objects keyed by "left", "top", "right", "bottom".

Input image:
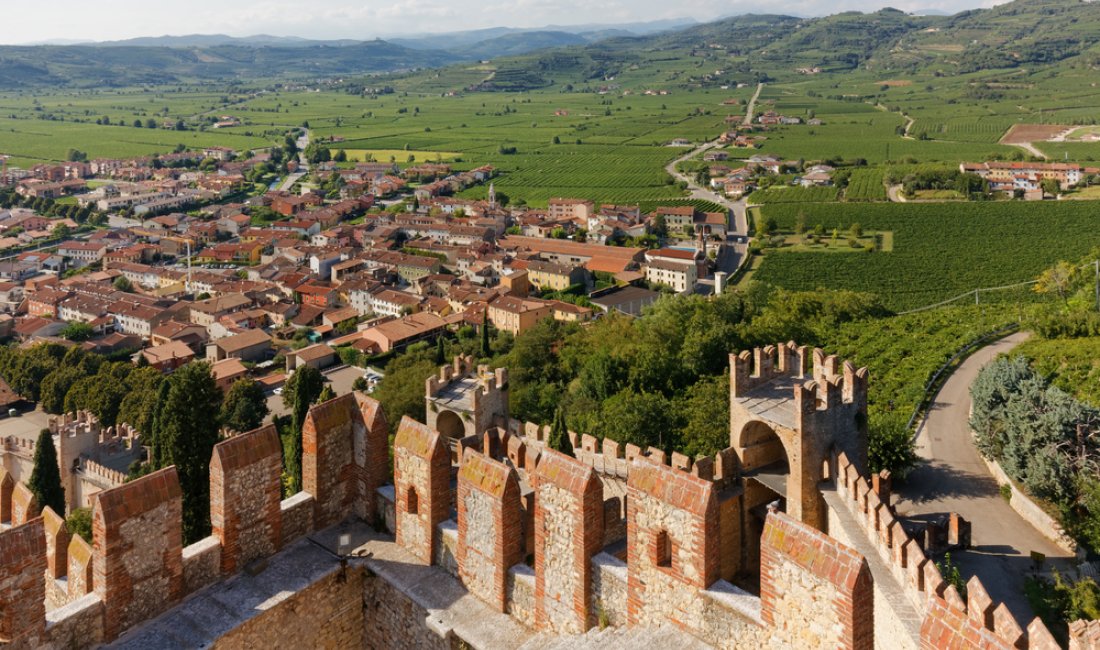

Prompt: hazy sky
[{"left": 2, "top": 0, "right": 1005, "bottom": 44}]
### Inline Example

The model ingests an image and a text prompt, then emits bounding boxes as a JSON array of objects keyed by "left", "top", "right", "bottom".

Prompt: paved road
[
  {"left": 663, "top": 142, "right": 749, "bottom": 276},
  {"left": 277, "top": 129, "right": 312, "bottom": 191},
  {"left": 894, "top": 332, "right": 1072, "bottom": 623},
  {"left": 743, "top": 82, "right": 764, "bottom": 126}
]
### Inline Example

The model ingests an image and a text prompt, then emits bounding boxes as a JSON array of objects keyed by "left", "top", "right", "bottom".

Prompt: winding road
[{"left": 894, "top": 332, "right": 1072, "bottom": 623}]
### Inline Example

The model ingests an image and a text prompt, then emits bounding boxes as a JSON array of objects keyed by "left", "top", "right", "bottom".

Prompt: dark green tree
[
  {"left": 219, "top": 379, "right": 270, "bottom": 433},
  {"left": 547, "top": 406, "right": 573, "bottom": 457},
  {"left": 282, "top": 366, "right": 324, "bottom": 493},
  {"left": 481, "top": 314, "right": 491, "bottom": 358},
  {"left": 317, "top": 384, "right": 336, "bottom": 403},
  {"left": 159, "top": 362, "right": 222, "bottom": 544},
  {"left": 148, "top": 380, "right": 172, "bottom": 467},
  {"left": 28, "top": 428, "right": 65, "bottom": 515},
  {"left": 435, "top": 336, "right": 446, "bottom": 364}
]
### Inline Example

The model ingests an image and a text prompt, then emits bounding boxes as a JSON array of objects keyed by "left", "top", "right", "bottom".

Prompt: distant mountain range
[{"left": 3, "top": 1, "right": 1099, "bottom": 89}]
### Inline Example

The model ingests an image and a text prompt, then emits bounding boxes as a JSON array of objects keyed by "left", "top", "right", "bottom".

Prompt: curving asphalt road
[{"left": 893, "top": 332, "right": 1072, "bottom": 623}]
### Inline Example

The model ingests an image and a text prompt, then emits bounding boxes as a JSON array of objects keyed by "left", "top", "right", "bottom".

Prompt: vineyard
[
  {"left": 749, "top": 185, "right": 839, "bottom": 203},
  {"left": 752, "top": 201, "right": 1100, "bottom": 311},
  {"left": 828, "top": 303, "right": 1019, "bottom": 422},
  {"left": 844, "top": 169, "right": 888, "bottom": 201}
]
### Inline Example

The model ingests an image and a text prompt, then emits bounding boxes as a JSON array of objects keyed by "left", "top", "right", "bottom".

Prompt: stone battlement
[
  {"left": 0, "top": 391, "right": 391, "bottom": 648},
  {"left": 730, "top": 343, "right": 868, "bottom": 411},
  {"left": 0, "top": 346, "right": 1066, "bottom": 650},
  {"left": 833, "top": 450, "right": 1059, "bottom": 650},
  {"left": 75, "top": 457, "right": 128, "bottom": 487},
  {"left": 509, "top": 419, "right": 740, "bottom": 489}
]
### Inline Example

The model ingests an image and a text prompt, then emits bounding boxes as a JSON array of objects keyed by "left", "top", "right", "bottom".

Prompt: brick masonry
[
  {"left": 533, "top": 449, "right": 604, "bottom": 633},
  {"left": 457, "top": 448, "right": 523, "bottom": 612},
  {"left": 626, "top": 460, "right": 719, "bottom": 628},
  {"left": 393, "top": 416, "right": 452, "bottom": 565},
  {"left": 0, "top": 517, "right": 45, "bottom": 645},
  {"left": 210, "top": 424, "right": 283, "bottom": 575},
  {"left": 302, "top": 393, "right": 391, "bottom": 529},
  {"left": 760, "top": 509, "right": 873, "bottom": 650},
  {"left": 93, "top": 466, "right": 183, "bottom": 641}
]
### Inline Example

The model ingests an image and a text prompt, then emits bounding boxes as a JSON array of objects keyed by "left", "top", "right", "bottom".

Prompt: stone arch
[
  {"left": 735, "top": 419, "right": 790, "bottom": 472},
  {"left": 436, "top": 410, "right": 465, "bottom": 439}
]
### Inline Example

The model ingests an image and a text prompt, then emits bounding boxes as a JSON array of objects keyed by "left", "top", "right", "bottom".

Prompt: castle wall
[
  {"left": 11, "top": 481, "right": 39, "bottom": 526},
  {"left": 457, "top": 449, "right": 523, "bottom": 612},
  {"left": 363, "top": 569, "right": 451, "bottom": 650},
  {"left": 393, "top": 416, "right": 451, "bottom": 565},
  {"left": 210, "top": 424, "right": 283, "bottom": 575},
  {"left": 213, "top": 565, "right": 366, "bottom": 650},
  {"left": 0, "top": 517, "right": 46, "bottom": 646},
  {"left": 93, "top": 467, "right": 183, "bottom": 641},
  {"left": 533, "top": 449, "right": 604, "bottom": 633},
  {"left": 760, "top": 509, "right": 873, "bottom": 650},
  {"left": 626, "top": 460, "right": 719, "bottom": 628}
]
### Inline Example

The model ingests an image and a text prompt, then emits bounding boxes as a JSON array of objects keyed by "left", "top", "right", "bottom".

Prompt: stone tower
[
  {"left": 425, "top": 355, "right": 509, "bottom": 440},
  {"left": 728, "top": 342, "right": 868, "bottom": 532}
]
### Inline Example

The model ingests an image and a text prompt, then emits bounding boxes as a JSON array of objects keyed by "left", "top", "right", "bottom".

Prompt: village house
[
  {"left": 645, "top": 259, "right": 698, "bottom": 294},
  {"left": 207, "top": 328, "right": 272, "bottom": 363},
  {"left": 358, "top": 311, "right": 447, "bottom": 352},
  {"left": 525, "top": 259, "right": 588, "bottom": 292}
]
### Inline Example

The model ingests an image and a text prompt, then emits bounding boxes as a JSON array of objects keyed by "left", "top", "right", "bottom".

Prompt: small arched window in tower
[
  {"left": 406, "top": 487, "right": 419, "bottom": 516},
  {"left": 655, "top": 530, "right": 673, "bottom": 569}
]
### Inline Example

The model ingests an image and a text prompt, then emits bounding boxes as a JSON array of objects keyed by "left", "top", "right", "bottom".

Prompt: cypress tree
[
  {"left": 435, "top": 335, "right": 446, "bottom": 365},
  {"left": 159, "top": 362, "right": 222, "bottom": 545},
  {"left": 28, "top": 428, "right": 65, "bottom": 515},
  {"left": 547, "top": 406, "right": 573, "bottom": 457},
  {"left": 149, "top": 380, "right": 171, "bottom": 467},
  {"left": 481, "top": 312, "right": 491, "bottom": 358},
  {"left": 282, "top": 366, "right": 324, "bottom": 494}
]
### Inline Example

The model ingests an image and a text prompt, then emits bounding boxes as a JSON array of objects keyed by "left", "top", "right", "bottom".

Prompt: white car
[{"left": 273, "top": 387, "right": 283, "bottom": 396}]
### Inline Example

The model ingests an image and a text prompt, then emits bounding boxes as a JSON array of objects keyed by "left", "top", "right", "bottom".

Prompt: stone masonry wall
[
  {"left": 457, "top": 449, "right": 523, "bottom": 613},
  {"left": 302, "top": 394, "right": 360, "bottom": 529},
  {"left": 393, "top": 416, "right": 451, "bottom": 565},
  {"left": 626, "top": 460, "right": 718, "bottom": 629},
  {"left": 533, "top": 448, "right": 604, "bottom": 634},
  {"left": 93, "top": 467, "right": 183, "bottom": 641},
  {"left": 210, "top": 424, "right": 283, "bottom": 575},
  {"left": 760, "top": 509, "right": 873, "bottom": 650},
  {"left": 363, "top": 570, "right": 451, "bottom": 650},
  {"left": 213, "top": 565, "right": 366, "bottom": 650}
]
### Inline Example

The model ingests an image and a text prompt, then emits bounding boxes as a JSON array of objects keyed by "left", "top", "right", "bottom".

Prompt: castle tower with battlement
[
  {"left": 0, "top": 348, "right": 1066, "bottom": 650},
  {"left": 425, "top": 355, "right": 509, "bottom": 440},
  {"left": 729, "top": 342, "right": 868, "bottom": 534}
]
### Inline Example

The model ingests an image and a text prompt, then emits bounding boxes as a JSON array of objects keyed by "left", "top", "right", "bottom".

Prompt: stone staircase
[{"left": 518, "top": 624, "right": 713, "bottom": 650}]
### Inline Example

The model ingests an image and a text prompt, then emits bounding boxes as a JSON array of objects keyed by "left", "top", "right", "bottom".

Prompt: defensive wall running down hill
[{"left": 0, "top": 349, "right": 1087, "bottom": 649}]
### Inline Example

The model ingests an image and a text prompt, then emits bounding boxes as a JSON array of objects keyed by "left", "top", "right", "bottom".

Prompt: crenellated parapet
[
  {"left": 75, "top": 458, "right": 127, "bottom": 488},
  {"left": 730, "top": 341, "right": 809, "bottom": 397},
  {"left": 833, "top": 450, "right": 1059, "bottom": 650},
  {"left": 426, "top": 356, "right": 510, "bottom": 440},
  {"left": 0, "top": 392, "right": 394, "bottom": 648}
]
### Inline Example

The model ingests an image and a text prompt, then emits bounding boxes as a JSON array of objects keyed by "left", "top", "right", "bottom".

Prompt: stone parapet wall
[
  {"left": 0, "top": 394, "right": 391, "bottom": 648},
  {"left": 833, "top": 451, "right": 1059, "bottom": 650}
]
